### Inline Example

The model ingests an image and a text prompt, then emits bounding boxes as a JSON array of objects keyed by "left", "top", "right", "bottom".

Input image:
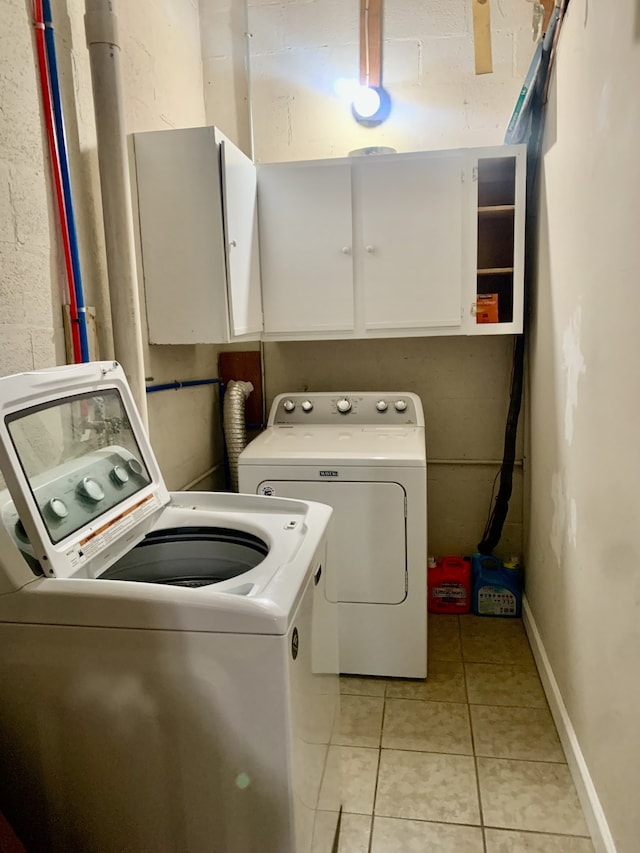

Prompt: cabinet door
[
  {"left": 464, "top": 145, "right": 526, "bottom": 334},
  {"left": 354, "top": 154, "right": 464, "bottom": 331},
  {"left": 217, "top": 134, "right": 263, "bottom": 338},
  {"left": 134, "top": 127, "right": 229, "bottom": 344},
  {"left": 258, "top": 161, "right": 354, "bottom": 334}
]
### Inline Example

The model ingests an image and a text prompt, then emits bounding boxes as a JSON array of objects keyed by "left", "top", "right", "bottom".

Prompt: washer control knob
[
  {"left": 336, "top": 398, "right": 352, "bottom": 414},
  {"left": 77, "top": 477, "right": 104, "bottom": 503},
  {"left": 376, "top": 400, "right": 388, "bottom": 412},
  {"left": 111, "top": 465, "right": 130, "bottom": 486},
  {"left": 127, "top": 458, "right": 144, "bottom": 477},
  {"left": 283, "top": 399, "right": 296, "bottom": 412},
  {"left": 301, "top": 400, "right": 313, "bottom": 413},
  {"left": 47, "top": 497, "right": 69, "bottom": 519},
  {"left": 395, "top": 399, "right": 408, "bottom": 412}
]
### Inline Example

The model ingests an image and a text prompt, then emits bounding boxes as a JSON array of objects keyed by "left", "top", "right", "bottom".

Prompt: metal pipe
[
  {"left": 33, "top": 0, "right": 82, "bottom": 363},
  {"left": 427, "top": 459, "right": 524, "bottom": 467},
  {"left": 84, "top": 0, "right": 147, "bottom": 425},
  {"left": 42, "top": 0, "right": 90, "bottom": 362},
  {"left": 145, "top": 378, "right": 223, "bottom": 394},
  {"left": 223, "top": 380, "right": 253, "bottom": 492}
]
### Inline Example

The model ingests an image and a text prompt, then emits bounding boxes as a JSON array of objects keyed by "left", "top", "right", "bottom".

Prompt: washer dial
[
  {"left": 111, "top": 465, "right": 130, "bottom": 485},
  {"left": 47, "top": 497, "right": 69, "bottom": 519},
  {"left": 77, "top": 477, "right": 105, "bottom": 503},
  {"left": 376, "top": 400, "right": 388, "bottom": 412},
  {"left": 301, "top": 400, "right": 313, "bottom": 413},
  {"left": 336, "top": 398, "right": 352, "bottom": 414},
  {"left": 283, "top": 399, "right": 296, "bottom": 412},
  {"left": 394, "top": 399, "right": 408, "bottom": 412}
]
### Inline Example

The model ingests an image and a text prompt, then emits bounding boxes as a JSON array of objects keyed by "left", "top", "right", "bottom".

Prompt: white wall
[
  {"left": 528, "top": 1, "right": 640, "bottom": 850},
  {"left": 201, "top": 0, "right": 536, "bottom": 557},
  {"left": 0, "top": 0, "right": 227, "bottom": 491}
]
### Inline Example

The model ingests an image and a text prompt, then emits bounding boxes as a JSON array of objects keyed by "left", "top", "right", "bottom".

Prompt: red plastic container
[{"left": 427, "top": 556, "right": 471, "bottom": 614}]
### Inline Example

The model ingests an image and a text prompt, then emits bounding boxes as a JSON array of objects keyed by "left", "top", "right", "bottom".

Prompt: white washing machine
[
  {"left": 0, "top": 362, "right": 340, "bottom": 853},
  {"left": 239, "top": 392, "right": 427, "bottom": 679}
]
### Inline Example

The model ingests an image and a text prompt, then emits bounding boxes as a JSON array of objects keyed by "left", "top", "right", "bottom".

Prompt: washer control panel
[
  {"left": 272, "top": 393, "right": 421, "bottom": 425},
  {"left": 1, "top": 446, "right": 151, "bottom": 551}
]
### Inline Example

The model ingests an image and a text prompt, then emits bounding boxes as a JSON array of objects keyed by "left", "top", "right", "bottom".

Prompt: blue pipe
[
  {"left": 42, "top": 0, "right": 90, "bottom": 362},
  {"left": 145, "top": 378, "right": 223, "bottom": 394}
]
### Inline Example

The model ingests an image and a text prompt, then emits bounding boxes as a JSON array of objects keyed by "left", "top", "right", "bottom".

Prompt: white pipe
[
  {"left": 84, "top": 0, "right": 148, "bottom": 428},
  {"left": 180, "top": 463, "right": 224, "bottom": 492}
]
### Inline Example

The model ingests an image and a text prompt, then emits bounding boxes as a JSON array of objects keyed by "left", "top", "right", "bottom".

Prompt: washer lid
[{"left": 0, "top": 362, "right": 170, "bottom": 584}]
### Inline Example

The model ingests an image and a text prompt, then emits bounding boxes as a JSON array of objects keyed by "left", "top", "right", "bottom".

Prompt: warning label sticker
[{"left": 65, "top": 493, "right": 160, "bottom": 569}]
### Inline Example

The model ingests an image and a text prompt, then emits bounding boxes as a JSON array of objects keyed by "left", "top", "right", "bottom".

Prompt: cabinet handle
[
  {"left": 365, "top": 245, "right": 375, "bottom": 253},
  {"left": 229, "top": 240, "right": 237, "bottom": 248},
  {"left": 341, "top": 246, "right": 351, "bottom": 255}
]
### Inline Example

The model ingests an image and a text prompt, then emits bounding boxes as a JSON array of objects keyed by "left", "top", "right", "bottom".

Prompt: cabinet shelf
[
  {"left": 478, "top": 205, "right": 515, "bottom": 215},
  {"left": 477, "top": 267, "right": 514, "bottom": 275}
]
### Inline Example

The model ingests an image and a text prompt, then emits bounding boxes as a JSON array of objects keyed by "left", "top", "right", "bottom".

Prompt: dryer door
[{"left": 258, "top": 480, "right": 406, "bottom": 605}]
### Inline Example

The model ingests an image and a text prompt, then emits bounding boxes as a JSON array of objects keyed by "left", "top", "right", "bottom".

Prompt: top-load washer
[
  {"left": 0, "top": 362, "right": 340, "bottom": 853},
  {"left": 239, "top": 392, "right": 427, "bottom": 679}
]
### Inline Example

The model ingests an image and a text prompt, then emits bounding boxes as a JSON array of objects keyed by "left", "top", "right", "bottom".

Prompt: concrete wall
[
  {"left": 0, "top": 0, "right": 227, "bottom": 491},
  {"left": 201, "top": 0, "right": 535, "bottom": 557},
  {"left": 528, "top": 1, "right": 640, "bottom": 850}
]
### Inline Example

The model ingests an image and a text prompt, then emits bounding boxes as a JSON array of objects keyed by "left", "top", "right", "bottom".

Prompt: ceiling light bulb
[{"left": 352, "top": 86, "right": 381, "bottom": 119}]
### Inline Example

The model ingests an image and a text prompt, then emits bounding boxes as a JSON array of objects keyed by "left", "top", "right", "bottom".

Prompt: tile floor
[{"left": 332, "top": 614, "right": 595, "bottom": 853}]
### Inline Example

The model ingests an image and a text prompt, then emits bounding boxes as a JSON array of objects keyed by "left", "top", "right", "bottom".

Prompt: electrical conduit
[
  {"left": 42, "top": 0, "right": 90, "bottom": 362},
  {"left": 33, "top": 0, "right": 82, "bottom": 364},
  {"left": 84, "top": 0, "right": 148, "bottom": 426}
]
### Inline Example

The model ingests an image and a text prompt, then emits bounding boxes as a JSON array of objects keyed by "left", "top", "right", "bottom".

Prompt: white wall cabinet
[
  {"left": 257, "top": 145, "right": 525, "bottom": 340},
  {"left": 133, "top": 130, "right": 525, "bottom": 343},
  {"left": 133, "top": 127, "right": 262, "bottom": 344}
]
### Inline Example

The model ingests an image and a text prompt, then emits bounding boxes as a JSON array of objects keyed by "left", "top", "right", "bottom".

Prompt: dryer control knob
[
  {"left": 394, "top": 399, "right": 408, "bottom": 412},
  {"left": 376, "top": 400, "right": 388, "bottom": 412},
  {"left": 283, "top": 399, "right": 296, "bottom": 412},
  {"left": 77, "top": 477, "right": 104, "bottom": 503},
  {"left": 337, "top": 398, "right": 352, "bottom": 414},
  {"left": 301, "top": 400, "right": 314, "bottom": 413}
]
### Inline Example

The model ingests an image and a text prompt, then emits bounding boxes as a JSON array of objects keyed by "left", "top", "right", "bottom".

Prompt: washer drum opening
[{"left": 99, "top": 526, "right": 269, "bottom": 587}]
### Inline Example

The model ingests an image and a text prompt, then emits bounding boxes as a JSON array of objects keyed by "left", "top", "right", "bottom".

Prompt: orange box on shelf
[{"left": 476, "top": 293, "right": 499, "bottom": 323}]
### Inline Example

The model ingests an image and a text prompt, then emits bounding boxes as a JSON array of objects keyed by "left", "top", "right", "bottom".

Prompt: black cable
[{"left": 477, "top": 1, "right": 569, "bottom": 554}]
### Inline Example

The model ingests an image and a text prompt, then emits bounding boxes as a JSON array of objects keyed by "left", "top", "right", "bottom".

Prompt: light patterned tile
[
  {"left": 460, "top": 615, "right": 527, "bottom": 639},
  {"left": 461, "top": 631, "right": 534, "bottom": 665},
  {"left": 386, "top": 661, "right": 467, "bottom": 703},
  {"left": 371, "top": 816, "right": 484, "bottom": 852},
  {"left": 340, "top": 676, "right": 387, "bottom": 697},
  {"left": 471, "top": 705, "right": 565, "bottom": 762},
  {"left": 318, "top": 746, "right": 379, "bottom": 815},
  {"left": 478, "top": 757, "right": 589, "bottom": 836},
  {"left": 465, "top": 663, "right": 546, "bottom": 708},
  {"left": 428, "top": 615, "right": 462, "bottom": 662},
  {"left": 383, "top": 698, "right": 473, "bottom": 755},
  {"left": 312, "top": 810, "right": 341, "bottom": 853},
  {"left": 337, "top": 813, "right": 372, "bottom": 853},
  {"left": 485, "top": 828, "right": 595, "bottom": 852},
  {"left": 376, "top": 749, "right": 480, "bottom": 824},
  {"left": 333, "top": 694, "right": 384, "bottom": 747}
]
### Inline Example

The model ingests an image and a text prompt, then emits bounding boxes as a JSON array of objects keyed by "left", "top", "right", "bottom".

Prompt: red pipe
[{"left": 33, "top": 0, "right": 82, "bottom": 363}]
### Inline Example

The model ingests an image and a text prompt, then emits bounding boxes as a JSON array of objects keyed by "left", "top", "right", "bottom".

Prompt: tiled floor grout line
[
  {"left": 365, "top": 691, "right": 387, "bottom": 853},
  {"left": 458, "top": 617, "right": 489, "bottom": 853}
]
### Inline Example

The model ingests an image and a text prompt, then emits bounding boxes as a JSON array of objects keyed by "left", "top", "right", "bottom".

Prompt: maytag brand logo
[{"left": 319, "top": 470, "right": 339, "bottom": 478}]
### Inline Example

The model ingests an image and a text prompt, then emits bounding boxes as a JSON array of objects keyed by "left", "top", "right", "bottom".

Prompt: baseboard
[{"left": 522, "top": 596, "right": 617, "bottom": 853}]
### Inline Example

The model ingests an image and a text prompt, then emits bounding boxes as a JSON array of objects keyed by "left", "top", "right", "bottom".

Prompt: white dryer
[
  {"left": 239, "top": 392, "right": 427, "bottom": 679},
  {"left": 0, "top": 362, "right": 340, "bottom": 853}
]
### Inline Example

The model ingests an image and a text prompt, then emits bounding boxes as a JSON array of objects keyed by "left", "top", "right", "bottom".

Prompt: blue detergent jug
[{"left": 471, "top": 553, "right": 522, "bottom": 617}]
